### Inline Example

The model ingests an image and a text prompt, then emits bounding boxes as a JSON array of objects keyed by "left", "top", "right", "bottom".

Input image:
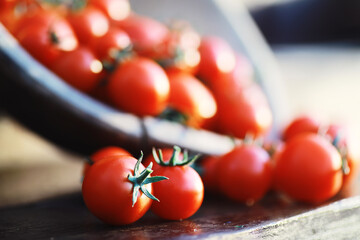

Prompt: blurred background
[{"left": 1, "top": 0, "right": 360, "bottom": 206}]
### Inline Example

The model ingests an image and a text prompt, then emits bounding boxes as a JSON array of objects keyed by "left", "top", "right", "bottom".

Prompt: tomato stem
[
  {"left": 152, "top": 146, "right": 200, "bottom": 167},
  {"left": 127, "top": 151, "right": 168, "bottom": 206}
]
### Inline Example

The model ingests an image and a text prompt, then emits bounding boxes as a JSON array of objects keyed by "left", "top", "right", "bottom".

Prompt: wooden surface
[{"left": 1, "top": 187, "right": 360, "bottom": 240}]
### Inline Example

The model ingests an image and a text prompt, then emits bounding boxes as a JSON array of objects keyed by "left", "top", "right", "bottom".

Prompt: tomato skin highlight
[
  {"left": 151, "top": 165, "right": 204, "bottom": 220},
  {"left": 16, "top": 13, "right": 78, "bottom": 68},
  {"left": 89, "top": 26, "right": 131, "bottom": 62},
  {"left": 116, "top": 13, "right": 169, "bottom": 58},
  {"left": 274, "top": 133, "right": 343, "bottom": 204},
  {"left": 67, "top": 6, "right": 109, "bottom": 44},
  {"left": 51, "top": 46, "right": 103, "bottom": 93},
  {"left": 197, "top": 36, "right": 236, "bottom": 85},
  {"left": 89, "top": 0, "right": 130, "bottom": 22},
  {"left": 215, "top": 83, "right": 272, "bottom": 138},
  {"left": 107, "top": 57, "right": 170, "bottom": 117},
  {"left": 166, "top": 70, "right": 217, "bottom": 128},
  {"left": 82, "top": 155, "right": 152, "bottom": 225},
  {"left": 217, "top": 144, "right": 273, "bottom": 204}
]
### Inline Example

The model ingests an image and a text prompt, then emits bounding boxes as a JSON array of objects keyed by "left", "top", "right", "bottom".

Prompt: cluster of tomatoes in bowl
[{"left": 0, "top": 0, "right": 272, "bottom": 138}]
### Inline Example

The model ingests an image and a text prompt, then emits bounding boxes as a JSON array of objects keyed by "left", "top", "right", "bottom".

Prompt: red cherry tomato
[
  {"left": 164, "top": 70, "right": 217, "bottom": 128},
  {"left": 89, "top": 0, "right": 130, "bottom": 22},
  {"left": 89, "top": 26, "right": 131, "bottom": 62},
  {"left": 274, "top": 133, "right": 343, "bottom": 203},
  {"left": 16, "top": 13, "right": 78, "bottom": 67},
  {"left": 282, "top": 115, "right": 321, "bottom": 141},
  {"left": 51, "top": 46, "right": 103, "bottom": 93},
  {"left": 198, "top": 155, "right": 220, "bottom": 192},
  {"left": 150, "top": 147, "right": 204, "bottom": 220},
  {"left": 83, "top": 146, "right": 131, "bottom": 176},
  {"left": 67, "top": 6, "right": 109, "bottom": 44},
  {"left": 217, "top": 144, "right": 273, "bottom": 204},
  {"left": 210, "top": 53, "right": 254, "bottom": 93},
  {"left": 197, "top": 36, "right": 236, "bottom": 86},
  {"left": 82, "top": 154, "right": 166, "bottom": 225},
  {"left": 215, "top": 83, "right": 273, "bottom": 138},
  {"left": 116, "top": 13, "right": 169, "bottom": 58},
  {"left": 154, "top": 21, "right": 201, "bottom": 74},
  {"left": 107, "top": 57, "right": 170, "bottom": 116}
]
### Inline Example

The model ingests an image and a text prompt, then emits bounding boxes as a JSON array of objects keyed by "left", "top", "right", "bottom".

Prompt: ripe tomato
[
  {"left": 66, "top": 6, "right": 109, "bottom": 44},
  {"left": 154, "top": 21, "right": 201, "bottom": 74},
  {"left": 89, "top": 0, "right": 130, "bottom": 22},
  {"left": 282, "top": 115, "right": 321, "bottom": 141},
  {"left": 151, "top": 147, "right": 204, "bottom": 220},
  {"left": 83, "top": 146, "right": 131, "bottom": 176},
  {"left": 163, "top": 70, "right": 217, "bottom": 128},
  {"left": 107, "top": 57, "right": 170, "bottom": 116},
  {"left": 217, "top": 144, "right": 273, "bottom": 204},
  {"left": 16, "top": 13, "right": 78, "bottom": 67},
  {"left": 116, "top": 13, "right": 169, "bottom": 58},
  {"left": 82, "top": 154, "right": 167, "bottom": 225},
  {"left": 89, "top": 26, "right": 131, "bottom": 63},
  {"left": 143, "top": 148, "right": 183, "bottom": 171},
  {"left": 197, "top": 36, "right": 236, "bottom": 85},
  {"left": 51, "top": 46, "right": 103, "bottom": 93},
  {"left": 215, "top": 83, "right": 272, "bottom": 138},
  {"left": 210, "top": 53, "right": 254, "bottom": 93},
  {"left": 274, "top": 133, "right": 343, "bottom": 203},
  {"left": 198, "top": 155, "right": 220, "bottom": 192}
]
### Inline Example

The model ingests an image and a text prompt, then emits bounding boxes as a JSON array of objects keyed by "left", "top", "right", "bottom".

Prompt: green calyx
[
  {"left": 103, "top": 44, "right": 134, "bottom": 72},
  {"left": 127, "top": 152, "right": 168, "bottom": 207},
  {"left": 152, "top": 145, "right": 200, "bottom": 167},
  {"left": 157, "top": 107, "right": 189, "bottom": 125}
]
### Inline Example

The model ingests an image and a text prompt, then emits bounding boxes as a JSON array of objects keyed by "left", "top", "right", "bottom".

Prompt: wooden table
[{"left": 1, "top": 185, "right": 360, "bottom": 239}]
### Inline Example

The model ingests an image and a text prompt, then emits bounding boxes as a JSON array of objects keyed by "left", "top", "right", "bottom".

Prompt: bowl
[{"left": 0, "top": 0, "right": 287, "bottom": 156}]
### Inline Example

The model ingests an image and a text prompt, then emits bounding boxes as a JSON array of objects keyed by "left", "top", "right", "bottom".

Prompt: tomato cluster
[
  {"left": 1, "top": 0, "right": 272, "bottom": 138},
  {"left": 199, "top": 115, "right": 359, "bottom": 205},
  {"left": 83, "top": 145, "right": 203, "bottom": 225}
]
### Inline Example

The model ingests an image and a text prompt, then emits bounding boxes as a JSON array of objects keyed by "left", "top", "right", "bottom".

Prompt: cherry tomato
[
  {"left": 215, "top": 83, "right": 273, "bottom": 138},
  {"left": 83, "top": 146, "right": 131, "bottom": 176},
  {"left": 13, "top": 7, "right": 59, "bottom": 35},
  {"left": 15, "top": 12, "right": 78, "bottom": 67},
  {"left": 154, "top": 21, "right": 201, "bottom": 74},
  {"left": 274, "top": 133, "right": 343, "bottom": 203},
  {"left": 217, "top": 144, "right": 273, "bottom": 204},
  {"left": 82, "top": 154, "right": 167, "bottom": 225},
  {"left": 89, "top": 0, "right": 130, "bottom": 22},
  {"left": 67, "top": 6, "right": 109, "bottom": 44},
  {"left": 198, "top": 155, "right": 220, "bottom": 192},
  {"left": 107, "top": 57, "right": 170, "bottom": 116},
  {"left": 151, "top": 147, "right": 204, "bottom": 220},
  {"left": 197, "top": 36, "right": 236, "bottom": 86},
  {"left": 51, "top": 46, "right": 103, "bottom": 93},
  {"left": 89, "top": 26, "right": 131, "bottom": 63},
  {"left": 143, "top": 148, "right": 183, "bottom": 171},
  {"left": 210, "top": 53, "right": 254, "bottom": 93},
  {"left": 282, "top": 115, "right": 321, "bottom": 141},
  {"left": 116, "top": 13, "right": 169, "bottom": 58},
  {"left": 164, "top": 70, "right": 217, "bottom": 128}
]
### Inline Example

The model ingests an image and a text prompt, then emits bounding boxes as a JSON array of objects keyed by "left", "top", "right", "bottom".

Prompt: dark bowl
[{"left": 0, "top": 0, "right": 287, "bottom": 156}]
